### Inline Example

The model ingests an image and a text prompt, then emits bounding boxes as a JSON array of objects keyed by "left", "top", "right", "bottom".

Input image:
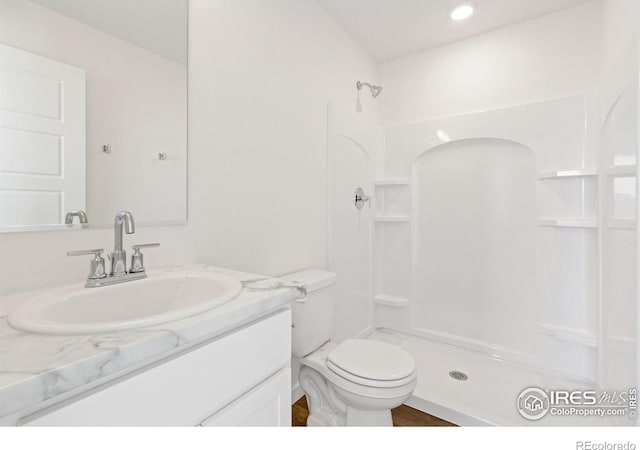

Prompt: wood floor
[{"left": 292, "top": 396, "right": 455, "bottom": 427}]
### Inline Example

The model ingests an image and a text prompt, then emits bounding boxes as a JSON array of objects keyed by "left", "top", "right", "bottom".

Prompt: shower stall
[{"left": 327, "top": 0, "right": 639, "bottom": 426}]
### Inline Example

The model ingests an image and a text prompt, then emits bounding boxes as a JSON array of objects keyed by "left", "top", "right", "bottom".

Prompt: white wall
[
  {"left": 187, "top": 0, "right": 379, "bottom": 402},
  {"left": 188, "top": 0, "right": 379, "bottom": 277},
  {"left": 379, "top": 1, "right": 601, "bottom": 126},
  {"left": 601, "top": 0, "right": 640, "bottom": 73},
  {"left": 0, "top": 1, "right": 379, "bottom": 299},
  {"left": 0, "top": 0, "right": 187, "bottom": 225}
]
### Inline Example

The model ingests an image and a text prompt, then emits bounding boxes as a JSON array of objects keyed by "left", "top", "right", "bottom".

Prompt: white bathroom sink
[{"left": 8, "top": 272, "right": 243, "bottom": 335}]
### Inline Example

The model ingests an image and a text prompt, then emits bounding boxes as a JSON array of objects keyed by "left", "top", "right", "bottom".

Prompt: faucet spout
[
  {"left": 114, "top": 211, "right": 135, "bottom": 252},
  {"left": 111, "top": 211, "right": 135, "bottom": 276}
]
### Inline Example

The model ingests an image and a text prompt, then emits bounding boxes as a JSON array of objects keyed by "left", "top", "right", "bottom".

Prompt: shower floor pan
[{"left": 366, "top": 329, "right": 628, "bottom": 426}]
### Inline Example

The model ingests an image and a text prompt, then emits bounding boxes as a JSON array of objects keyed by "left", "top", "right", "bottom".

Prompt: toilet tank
[{"left": 281, "top": 269, "right": 336, "bottom": 358}]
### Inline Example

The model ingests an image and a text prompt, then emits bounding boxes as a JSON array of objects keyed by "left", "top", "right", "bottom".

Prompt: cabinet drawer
[
  {"left": 22, "top": 310, "right": 291, "bottom": 426},
  {"left": 200, "top": 368, "right": 291, "bottom": 427}
]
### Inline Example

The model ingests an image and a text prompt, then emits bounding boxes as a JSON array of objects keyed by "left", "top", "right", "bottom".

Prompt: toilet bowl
[
  {"left": 299, "top": 340, "right": 417, "bottom": 426},
  {"left": 282, "top": 269, "right": 417, "bottom": 426}
]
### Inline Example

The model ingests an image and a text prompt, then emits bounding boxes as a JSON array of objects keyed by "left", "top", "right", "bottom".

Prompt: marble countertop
[{"left": 0, "top": 265, "right": 301, "bottom": 421}]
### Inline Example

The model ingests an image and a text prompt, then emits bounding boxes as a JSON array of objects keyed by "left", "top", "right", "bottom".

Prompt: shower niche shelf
[
  {"left": 538, "top": 218, "right": 598, "bottom": 228},
  {"left": 537, "top": 169, "right": 597, "bottom": 180},
  {"left": 373, "top": 178, "right": 411, "bottom": 186},
  {"left": 374, "top": 181, "right": 411, "bottom": 218},
  {"left": 609, "top": 219, "right": 635, "bottom": 230},
  {"left": 374, "top": 216, "right": 411, "bottom": 223},
  {"left": 607, "top": 165, "right": 636, "bottom": 176},
  {"left": 373, "top": 219, "right": 411, "bottom": 306},
  {"left": 537, "top": 173, "right": 597, "bottom": 220},
  {"left": 373, "top": 294, "right": 411, "bottom": 307}
]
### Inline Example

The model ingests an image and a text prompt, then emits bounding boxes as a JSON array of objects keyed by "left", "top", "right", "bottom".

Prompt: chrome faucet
[
  {"left": 68, "top": 210, "right": 160, "bottom": 288},
  {"left": 111, "top": 211, "right": 135, "bottom": 276},
  {"left": 65, "top": 210, "right": 88, "bottom": 224}
]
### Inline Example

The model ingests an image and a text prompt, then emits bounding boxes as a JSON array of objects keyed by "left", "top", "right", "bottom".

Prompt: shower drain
[{"left": 449, "top": 370, "right": 468, "bottom": 381}]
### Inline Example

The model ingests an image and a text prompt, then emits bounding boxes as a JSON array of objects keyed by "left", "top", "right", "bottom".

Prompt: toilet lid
[{"left": 327, "top": 339, "right": 415, "bottom": 382}]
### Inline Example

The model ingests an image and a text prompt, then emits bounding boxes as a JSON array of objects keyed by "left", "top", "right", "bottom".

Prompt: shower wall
[
  {"left": 379, "top": 1, "right": 601, "bottom": 126},
  {"left": 598, "top": 0, "right": 639, "bottom": 391},
  {"left": 412, "top": 138, "right": 536, "bottom": 357},
  {"left": 371, "top": 1, "right": 638, "bottom": 384},
  {"left": 377, "top": 98, "right": 596, "bottom": 379},
  {"left": 327, "top": 104, "right": 380, "bottom": 342},
  {"left": 319, "top": 0, "right": 637, "bottom": 390}
]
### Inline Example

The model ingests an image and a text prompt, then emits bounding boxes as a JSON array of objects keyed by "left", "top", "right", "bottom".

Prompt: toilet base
[
  {"left": 299, "top": 365, "right": 410, "bottom": 427},
  {"left": 300, "top": 365, "right": 347, "bottom": 426},
  {"left": 307, "top": 405, "right": 392, "bottom": 427},
  {"left": 346, "top": 407, "right": 393, "bottom": 427}
]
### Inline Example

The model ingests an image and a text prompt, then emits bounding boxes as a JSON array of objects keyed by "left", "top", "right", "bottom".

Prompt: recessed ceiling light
[{"left": 450, "top": 4, "right": 474, "bottom": 21}]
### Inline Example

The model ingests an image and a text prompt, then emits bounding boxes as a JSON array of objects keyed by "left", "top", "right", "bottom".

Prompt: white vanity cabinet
[
  {"left": 199, "top": 367, "right": 291, "bottom": 426},
  {"left": 18, "top": 310, "right": 291, "bottom": 426}
]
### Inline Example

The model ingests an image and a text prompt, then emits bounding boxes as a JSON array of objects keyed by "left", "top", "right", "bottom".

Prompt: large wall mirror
[{"left": 0, "top": 0, "right": 188, "bottom": 231}]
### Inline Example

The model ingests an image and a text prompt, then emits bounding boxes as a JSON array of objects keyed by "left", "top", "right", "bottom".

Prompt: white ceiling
[
  {"left": 316, "top": 0, "right": 594, "bottom": 62},
  {"left": 29, "top": 0, "right": 188, "bottom": 65}
]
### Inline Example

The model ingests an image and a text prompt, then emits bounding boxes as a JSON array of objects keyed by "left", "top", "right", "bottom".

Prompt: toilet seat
[
  {"left": 326, "top": 339, "right": 416, "bottom": 388},
  {"left": 300, "top": 340, "right": 416, "bottom": 401},
  {"left": 326, "top": 360, "right": 415, "bottom": 388}
]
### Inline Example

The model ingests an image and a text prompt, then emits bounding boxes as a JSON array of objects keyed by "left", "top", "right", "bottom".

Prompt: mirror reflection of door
[
  {"left": 0, "top": 0, "right": 188, "bottom": 230},
  {"left": 0, "top": 44, "right": 86, "bottom": 227}
]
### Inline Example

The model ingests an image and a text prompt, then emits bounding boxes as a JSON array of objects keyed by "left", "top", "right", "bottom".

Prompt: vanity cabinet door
[{"left": 200, "top": 368, "right": 291, "bottom": 427}]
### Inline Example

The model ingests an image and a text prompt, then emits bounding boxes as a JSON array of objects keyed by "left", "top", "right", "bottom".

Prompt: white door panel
[{"left": 0, "top": 43, "right": 85, "bottom": 227}]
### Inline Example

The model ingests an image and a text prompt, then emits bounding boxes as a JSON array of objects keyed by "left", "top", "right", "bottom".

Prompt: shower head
[
  {"left": 357, "top": 81, "right": 383, "bottom": 98},
  {"left": 370, "top": 85, "right": 383, "bottom": 97}
]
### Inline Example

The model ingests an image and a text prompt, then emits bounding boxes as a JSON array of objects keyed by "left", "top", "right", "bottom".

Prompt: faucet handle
[
  {"left": 67, "top": 248, "right": 107, "bottom": 280},
  {"left": 67, "top": 248, "right": 103, "bottom": 257},
  {"left": 132, "top": 243, "right": 160, "bottom": 251},
  {"left": 130, "top": 243, "right": 160, "bottom": 273}
]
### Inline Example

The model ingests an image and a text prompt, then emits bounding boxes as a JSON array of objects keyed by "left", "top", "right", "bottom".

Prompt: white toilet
[{"left": 283, "top": 269, "right": 417, "bottom": 426}]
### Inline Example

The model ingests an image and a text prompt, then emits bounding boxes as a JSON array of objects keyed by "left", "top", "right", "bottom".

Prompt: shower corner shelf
[
  {"left": 537, "top": 169, "right": 597, "bottom": 180},
  {"left": 373, "top": 294, "right": 411, "bottom": 307},
  {"left": 374, "top": 216, "right": 411, "bottom": 223},
  {"left": 608, "top": 219, "right": 636, "bottom": 230},
  {"left": 373, "top": 178, "right": 411, "bottom": 186},
  {"left": 608, "top": 165, "right": 637, "bottom": 176},
  {"left": 538, "top": 218, "right": 598, "bottom": 229}
]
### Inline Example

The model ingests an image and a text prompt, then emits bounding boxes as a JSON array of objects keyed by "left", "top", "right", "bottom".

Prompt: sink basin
[{"left": 8, "top": 272, "right": 243, "bottom": 335}]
